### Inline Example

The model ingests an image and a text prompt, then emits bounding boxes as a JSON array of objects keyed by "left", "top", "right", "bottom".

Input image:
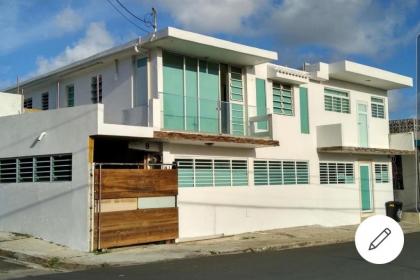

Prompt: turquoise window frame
[
  {"left": 273, "top": 83, "right": 293, "bottom": 116},
  {"left": 254, "top": 160, "right": 309, "bottom": 186}
]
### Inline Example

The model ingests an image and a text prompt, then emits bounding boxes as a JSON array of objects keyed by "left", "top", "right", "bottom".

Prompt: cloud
[
  {"left": 388, "top": 90, "right": 416, "bottom": 119},
  {"left": 34, "top": 22, "right": 115, "bottom": 75},
  {"left": 0, "top": 4, "right": 84, "bottom": 54},
  {"left": 153, "top": 0, "right": 268, "bottom": 34},
  {"left": 54, "top": 7, "right": 84, "bottom": 32}
]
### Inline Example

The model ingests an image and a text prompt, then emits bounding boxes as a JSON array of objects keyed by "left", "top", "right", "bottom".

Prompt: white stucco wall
[
  {"left": 0, "top": 92, "right": 22, "bottom": 117},
  {"left": 0, "top": 105, "right": 99, "bottom": 251}
]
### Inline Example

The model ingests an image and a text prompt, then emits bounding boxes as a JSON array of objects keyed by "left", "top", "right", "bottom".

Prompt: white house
[{"left": 0, "top": 27, "right": 414, "bottom": 251}]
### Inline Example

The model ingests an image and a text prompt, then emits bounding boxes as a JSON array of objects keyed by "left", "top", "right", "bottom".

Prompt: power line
[
  {"left": 105, "top": 0, "right": 150, "bottom": 34},
  {"left": 115, "top": 0, "right": 152, "bottom": 26}
]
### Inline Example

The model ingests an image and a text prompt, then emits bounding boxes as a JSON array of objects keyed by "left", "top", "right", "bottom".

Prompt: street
[{"left": 10, "top": 232, "right": 420, "bottom": 280}]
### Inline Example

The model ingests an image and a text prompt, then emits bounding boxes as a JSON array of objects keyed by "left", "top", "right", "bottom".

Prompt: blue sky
[{"left": 0, "top": 0, "right": 419, "bottom": 119}]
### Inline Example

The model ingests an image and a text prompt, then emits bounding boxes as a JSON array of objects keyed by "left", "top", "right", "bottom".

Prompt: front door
[
  {"left": 359, "top": 164, "right": 373, "bottom": 211},
  {"left": 357, "top": 103, "right": 368, "bottom": 147}
]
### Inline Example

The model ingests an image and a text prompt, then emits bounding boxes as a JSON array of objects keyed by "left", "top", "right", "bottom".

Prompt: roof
[
  {"left": 329, "top": 61, "right": 413, "bottom": 90},
  {"left": 4, "top": 27, "right": 278, "bottom": 91}
]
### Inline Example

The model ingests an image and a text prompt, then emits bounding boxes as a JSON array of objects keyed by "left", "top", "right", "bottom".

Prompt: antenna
[{"left": 152, "top": 7, "right": 157, "bottom": 32}]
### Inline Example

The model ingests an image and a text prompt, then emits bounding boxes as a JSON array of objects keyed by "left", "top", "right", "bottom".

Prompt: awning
[{"left": 317, "top": 146, "right": 415, "bottom": 155}]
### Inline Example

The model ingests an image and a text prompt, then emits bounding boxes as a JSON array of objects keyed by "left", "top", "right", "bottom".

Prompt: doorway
[
  {"left": 359, "top": 163, "right": 373, "bottom": 212},
  {"left": 357, "top": 102, "right": 368, "bottom": 147}
]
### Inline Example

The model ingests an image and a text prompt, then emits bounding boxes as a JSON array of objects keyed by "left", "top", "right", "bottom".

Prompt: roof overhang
[
  {"left": 154, "top": 130, "right": 279, "bottom": 148},
  {"left": 141, "top": 27, "right": 278, "bottom": 66},
  {"left": 329, "top": 61, "right": 413, "bottom": 90},
  {"left": 317, "top": 146, "right": 415, "bottom": 155}
]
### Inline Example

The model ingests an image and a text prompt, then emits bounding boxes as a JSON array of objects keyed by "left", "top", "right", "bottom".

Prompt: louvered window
[
  {"left": 254, "top": 160, "right": 309, "bottom": 186},
  {"left": 41, "top": 92, "right": 49, "bottom": 110},
  {"left": 24, "top": 98, "right": 33, "bottom": 109},
  {"left": 371, "top": 97, "right": 385, "bottom": 118},
  {"left": 176, "top": 158, "right": 248, "bottom": 187},
  {"left": 230, "top": 66, "right": 243, "bottom": 101},
  {"left": 0, "top": 159, "right": 17, "bottom": 183},
  {"left": 273, "top": 83, "right": 293, "bottom": 115},
  {"left": 320, "top": 162, "right": 354, "bottom": 184},
  {"left": 324, "top": 88, "right": 350, "bottom": 113},
  {"left": 91, "top": 75, "right": 102, "bottom": 103},
  {"left": 375, "top": 164, "right": 389, "bottom": 183}
]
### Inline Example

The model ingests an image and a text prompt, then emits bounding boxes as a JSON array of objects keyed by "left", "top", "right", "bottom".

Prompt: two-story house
[{"left": 0, "top": 27, "right": 414, "bottom": 251}]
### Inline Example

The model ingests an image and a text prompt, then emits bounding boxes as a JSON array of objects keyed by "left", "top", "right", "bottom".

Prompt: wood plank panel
[
  {"left": 95, "top": 169, "right": 178, "bottom": 199},
  {"left": 95, "top": 208, "right": 178, "bottom": 249}
]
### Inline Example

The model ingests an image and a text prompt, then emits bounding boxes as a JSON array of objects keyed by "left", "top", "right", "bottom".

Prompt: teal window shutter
[
  {"left": 214, "top": 160, "right": 231, "bottom": 186},
  {"left": 299, "top": 87, "right": 309, "bottom": 134},
  {"left": 231, "top": 103, "right": 244, "bottom": 135},
  {"left": 273, "top": 83, "right": 293, "bottom": 116},
  {"left": 177, "top": 159, "right": 194, "bottom": 187},
  {"left": 254, "top": 161, "right": 268, "bottom": 186},
  {"left": 232, "top": 160, "right": 248, "bottom": 186}
]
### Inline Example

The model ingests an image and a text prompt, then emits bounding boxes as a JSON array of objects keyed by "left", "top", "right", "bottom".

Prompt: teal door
[
  {"left": 359, "top": 165, "right": 372, "bottom": 211},
  {"left": 357, "top": 103, "right": 368, "bottom": 147}
]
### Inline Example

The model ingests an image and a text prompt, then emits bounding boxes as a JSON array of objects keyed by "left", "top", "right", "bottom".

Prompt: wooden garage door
[{"left": 93, "top": 168, "right": 178, "bottom": 250}]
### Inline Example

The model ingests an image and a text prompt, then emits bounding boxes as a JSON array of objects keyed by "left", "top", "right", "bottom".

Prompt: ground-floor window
[
  {"left": 374, "top": 163, "right": 389, "bottom": 183},
  {"left": 254, "top": 160, "right": 309, "bottom": 186},
  {"left": 0, "top": 154, "right": 72, "bottom": 183},
  {"left": 176, "top": 158, "right": 248, "bottom": 187},
  {"left": 319, "top": 162, "right": 354, "bottom": 184}
]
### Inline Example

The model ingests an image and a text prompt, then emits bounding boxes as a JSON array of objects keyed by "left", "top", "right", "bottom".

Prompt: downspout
[{"left": 57, "top": 81, "right": 60, "bottom": 109}]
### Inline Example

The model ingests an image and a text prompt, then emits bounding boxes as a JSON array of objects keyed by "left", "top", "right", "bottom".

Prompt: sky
[{"left": 0, "top": 0, "right": 419, "bottom": 120}]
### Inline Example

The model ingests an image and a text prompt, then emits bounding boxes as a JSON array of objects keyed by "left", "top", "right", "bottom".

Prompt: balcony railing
[{"left": 160, "top": 92, "right": 272, "bottom": 138}]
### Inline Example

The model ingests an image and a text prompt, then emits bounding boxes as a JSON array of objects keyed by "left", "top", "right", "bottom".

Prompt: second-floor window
[
  {"left": 324, "top": 88, "right": 350, "bottom": 114},
  {"left": 41, "top": 93, "right": 49, "bottom": 110},
  {"left": 230, "top": 66, "right": 243, "bottom": 101},
  {"left": 371, "top": 97, "right": 385, "bottom": 118},
  {"left": 23, "top": 98, "right": 32, "bottom": 109},
  {"left": 67, "top": 85, "right": 75, "bottom": 107},
  {"left": 91, "top": 75, "right": 102, "bottom": 104},
  {"left": 273, "top": 82, "right": 293, "bottom": 116}
]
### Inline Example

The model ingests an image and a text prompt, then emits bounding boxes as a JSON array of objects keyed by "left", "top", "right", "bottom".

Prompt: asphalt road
[{"left": 15, "top": 232, "right": 420, "bottom": 280}]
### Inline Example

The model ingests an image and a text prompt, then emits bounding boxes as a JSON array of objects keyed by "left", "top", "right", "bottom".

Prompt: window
[
  {"left": 0, "top": 159, "right": 17, "bottom": 183},
  {"left": 18, "top": 158, "right": 33, "bottom": 183},
  {"left": 320, "top": 162, "right": 354, "bottom": 184},
  {"left": 230, "top": 66, "right": 243, "bottom": 101},
  {"left": 375, "top": 163, "right": 389, "bottom": 183},
  {"left": 273, "top": 83, "right": 293, "bottom": 115},
  {"left": 371, "top": 97, "right": 385, "bottom": 118},
  {"left": 176, "top": 158, "right": 248, "bottom": 187},
  {"left": 52, "top": 154, "right": 72, "bottom": 181},
  {"left": 254, "top": 160, "right": 309, "bottom": 186},
  {"left": 23, "top": 98, "right": 33, "bottom": 109},
  {"left": 324, "top": 88, "right": 350, "bottom": 113},
  {"left": 41, "top": 93, "right": 49, "bottom": 110},
  {"left": 67, "top": 85, "right": 75, "bottom": 107},
  {"left": 0, "top": 154, "right": 72, "bottom": 183},
  {"left": 91, "top": 75, "right": 102, "bottom": 103}
]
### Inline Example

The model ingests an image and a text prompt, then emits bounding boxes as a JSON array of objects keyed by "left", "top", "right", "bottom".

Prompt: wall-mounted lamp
[{"left": 37, "top": 131, "right": 47, "bottom": 142}]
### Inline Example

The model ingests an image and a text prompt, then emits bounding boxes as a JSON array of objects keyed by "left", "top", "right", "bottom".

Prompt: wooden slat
[
  {"left": 95, "top": 169, "right": 178, "bottom": 199},
  {"left": 95, "top": 208, "right": 178, "bottom": 249}
]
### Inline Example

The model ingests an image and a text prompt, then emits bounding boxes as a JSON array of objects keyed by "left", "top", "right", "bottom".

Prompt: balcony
[
  {"left": 156, "top": 92, "right": 278, "bottom": 147},
  {"left": 316, "top": 124, "right": 414, "bottom": 155}
]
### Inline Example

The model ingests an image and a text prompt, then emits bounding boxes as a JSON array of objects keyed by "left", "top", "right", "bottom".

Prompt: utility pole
[{"left": 152, "top": 7, "right": 157, "bottom": 32}]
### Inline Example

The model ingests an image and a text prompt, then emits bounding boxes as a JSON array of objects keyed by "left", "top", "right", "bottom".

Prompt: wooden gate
[{"left": 93, "top": 164, "right": 178, "bottom": 250}]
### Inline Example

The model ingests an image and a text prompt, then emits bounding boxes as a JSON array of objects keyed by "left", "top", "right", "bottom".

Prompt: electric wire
[
  {"left": 105, "top": 0, "right": 150, "bottom": 34},
  {"left": 115, "top": 0, "right": 154, "bottom": 27}
]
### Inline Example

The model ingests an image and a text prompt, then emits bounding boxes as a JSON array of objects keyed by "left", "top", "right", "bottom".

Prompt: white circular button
[{"left": 355, "top": 215, "right": 404, "bottom": 264}]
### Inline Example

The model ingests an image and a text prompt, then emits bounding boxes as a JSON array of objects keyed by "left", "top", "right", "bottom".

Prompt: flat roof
[
  {"left": 329, "top": 61, "right": 413, "bottom": 90},
  {"left": 141, "top": 27, "right": 278, "bottom": 65}
]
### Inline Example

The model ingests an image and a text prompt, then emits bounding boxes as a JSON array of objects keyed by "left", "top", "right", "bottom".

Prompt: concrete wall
[
  {"left": 0, "top": 105, "right": 99, "bottom": 251},
  {"left": 0, "top": 92, "right": 22, "bottom": 117}
]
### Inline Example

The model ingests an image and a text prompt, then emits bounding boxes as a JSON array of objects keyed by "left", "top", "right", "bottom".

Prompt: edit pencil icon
[{"left": 369, "top": 228, "right": 391, "bottom": 250}]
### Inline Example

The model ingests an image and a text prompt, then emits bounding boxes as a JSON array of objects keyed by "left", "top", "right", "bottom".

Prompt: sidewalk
[{"left": 1, "top": 221, "right": 419, "bottom": 271}]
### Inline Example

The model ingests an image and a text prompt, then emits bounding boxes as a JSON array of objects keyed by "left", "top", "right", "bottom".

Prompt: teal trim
[
  {"left": 232, "top": 160, "right": 248, "bottom": 186},
  {"left": 214, "top": 160, "right": 231, "bottom": 186},
  {"left": 163, "top": 52, "right": 184, "bottom": 130},
  {"left": 299, "top": 87, "right": 309, "bottom": 134},
  {"left": 360, "top": 165, "right": 372, "bottom": 211},
  {"left": 199, "top": 61, "right": 219, "bottom": 133},
  {"left": 256, "top": 78, "right": 267, "bottom": 129},
  {"left": 185, "top": 57, "right": 198, "bottom": 131}
]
